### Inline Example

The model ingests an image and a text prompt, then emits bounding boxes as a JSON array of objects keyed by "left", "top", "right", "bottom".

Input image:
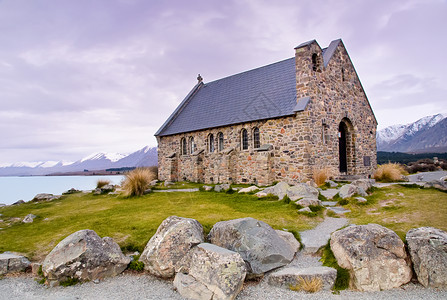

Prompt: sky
[{"left": 0, "top": 0, "right": 446, "bottom": 164}]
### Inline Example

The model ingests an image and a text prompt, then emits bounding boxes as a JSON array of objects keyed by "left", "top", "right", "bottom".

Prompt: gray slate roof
[{"left": 155, "top": 40, "right": 341, "bottom": 137}]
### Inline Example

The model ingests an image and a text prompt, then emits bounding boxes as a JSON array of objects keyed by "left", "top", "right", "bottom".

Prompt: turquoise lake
[{"left": 0, "top": 175, "right": 124, "bottom": 205}]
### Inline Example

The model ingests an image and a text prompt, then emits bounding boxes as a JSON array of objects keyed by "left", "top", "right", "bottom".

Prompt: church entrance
[
  {"left": 338, "top": 118, "right": 354, "bottom": 174},
  {"left": 339, "top": 122, "right": 348, "bottom": 173}
]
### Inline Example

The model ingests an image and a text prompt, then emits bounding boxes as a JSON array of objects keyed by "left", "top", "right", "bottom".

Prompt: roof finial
[{"left": 197, "top": 74, "right": 203, "bottom": 83}]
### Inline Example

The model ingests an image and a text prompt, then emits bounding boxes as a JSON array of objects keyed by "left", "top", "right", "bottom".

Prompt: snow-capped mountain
[
  {"left": 377, "top": 114, "right": 447, "bottom": 153},
  {"left": 0, "top": 146, "right": 158, "bottom": 176}
]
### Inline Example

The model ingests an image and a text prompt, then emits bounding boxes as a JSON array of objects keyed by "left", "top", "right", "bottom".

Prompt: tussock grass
[
  {"left": 374, "top": 163, "right": 406, "bottom": 182},
  {"left": 313, "top": 168, "right": 331, "bottom": 186},
  {"left": 289, "top": 276, "right": 323, "bottom": 293},
  {"left": 96, "top": 179, "right": 111, "bottom": 189},
  {"left": 121, "top": 168, "right": 156, "bottom": 197}
]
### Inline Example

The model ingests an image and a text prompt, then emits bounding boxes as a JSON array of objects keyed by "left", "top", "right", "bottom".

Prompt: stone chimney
[{"left": 294, "top": 40, "right": 323, "bottom": 101}]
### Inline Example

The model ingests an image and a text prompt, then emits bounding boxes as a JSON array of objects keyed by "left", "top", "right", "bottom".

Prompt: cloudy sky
[{"left": 0, "top": 0, "right": 446, "bottom": 164}]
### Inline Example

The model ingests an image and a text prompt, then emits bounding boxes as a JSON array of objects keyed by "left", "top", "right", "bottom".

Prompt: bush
[
  {"left": 289, "top": 276, "right": 323, "bottom": 293},
  {"left": 128, "top": 255, "right": 145, "bottom": 272},
  {"left": 313, "top": 168, "right": 331, "bottom": 186},
  {"left": 96, "top": 179, "right": 111, "bottom": 189},
  {"left": 374, "top": 163, "right": 406, "bottom": 182},
  {"left": 121, "top": 168, "right": 156, "bottom": 197}
]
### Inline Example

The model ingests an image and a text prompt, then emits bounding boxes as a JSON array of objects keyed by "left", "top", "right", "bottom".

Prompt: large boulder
[
  {"left": 330, "top": 224, "right": 412, "bottom": 291},
  {"left": 296, "top": 198, "right": 322, "bottom": 207},
  {"left": 338, "top": 184, "right": 357, "bottom": 199},
  {"left": 406, "top": 227, "right": 447, "bottom": 288},
  {"left": 0, "top": 252, "right": 31, "bottom": 275},
  {"left": 275, "top": 230, "right": 301, "bottom": 253},
  {"left": 139, "top": 216, "right": 204, "bottom": 278},
  {"left": 174, "top": 243, "right": 246, "bottom": 300},
  {"left": 286, "top": 183, "right": 319, "bottom": 201},
  {"left": 42, "top": 229, "right": 130, "bottom": 286},
  {"left": 238, "top": 186, "right": 259, "bottom": 193},
  {"left": 351, "top": 179, "right": 374, "bottom": 192},
  {"left": 257, "top": 182, "right": 289, "bottom": 200},
  {"left": 208, "top": 217, "right": 294, "bottom": 275}
]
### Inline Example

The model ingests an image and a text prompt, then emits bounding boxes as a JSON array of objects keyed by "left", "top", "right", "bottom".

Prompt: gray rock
[
  {"left": 338, "top": 184, "right": 357, "bottom": 199},
  {"left": 62, "top": 188, "right": 81, "bottom": 195},
  {"left": 42, "top": 229, "right": 130, "bottom": 286},
  {"left": 296, "top": 198, "right": 322, "bottom": 207},
  {"left": 202, "top": 185, "right": 213, "bottom": 191},
  {"left": 351, "top": 179, "right": 374, "bottom": 192},
  {"left": 22, "top": 214, "right": 37, "bottom": 223},
  {"left": 406, "top": 227, "right": 447, "bottom": 288},
  {"left": 325, "top": 180, "right": 338, "bottom": 188},
  {"left": 31, "top": 262, "right": 42, "bottom": 275},
  {"left": 275, "top": 230, "right": 301, "bottom": 253},
  {"left": 330, "top": 224, "right": 412, "bottom": 291},
  {"left": 93, "top": 184, "right": 115, "bottom": 195},
  {"left": 268, "top": 266, "right": 337, "bottom": 291},
  {"left": 214, "top": 184, "right": 231, "bottom": 192},
  {"left": 0, "top": 252, "right": 31, "bottom": 275},
  {"left": 259, "top": 182, "right": 290, "bottom": 200},
  {"left": 298, "top": 207, "right": 312, "bottom": 213},
  {"left": 356, "top": 197, "right": 367, "bottom": 203},
  {"left": 12, "top": 200, "right": 25, "bottom": 205},
  {"left": 143, "top": 188, "right": 152, "bottom": 194},
  {"left": 174, "top": 243, "right": 246, "bottom": 300},
  {"left": 139, "top": 216, "right": 204, "bottom": 278},
  {"left": 423, "top": 180, "right": 447, "bottom": 191},
  {"left": 286, "top": 183, "right": 319, "bottom": 201},
  {"left": 208, "top": 217, "right": 294, "bottom": 275},
  {"left": 238, "top": 186, "right": 259, "bottom": 193},
  {"left": 32, "top": 193, "right": 61, "bottom": 202},
  {"left": 150, "top": 180, "right": 158, "bottom": 186},
  {"left": 357, "top": 187, "right": 368, "bottom": 197}
]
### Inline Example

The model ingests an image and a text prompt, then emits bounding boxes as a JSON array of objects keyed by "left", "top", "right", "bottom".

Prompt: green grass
[
  {"left": 320, "top": 241, "right": 350, "bottom": 290},
  {"left": 344, "top": 185, "right": 447, "bottom": 239},
  {"left": 0, "top": 191, "right": 319, "bottom": 260},
  {"left": 151, "top": 182, "right": 207, "bottom": 190}
]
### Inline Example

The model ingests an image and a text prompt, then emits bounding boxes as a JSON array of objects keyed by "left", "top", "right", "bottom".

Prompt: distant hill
[
  {"left": 0, "top": 146, "right": 157, "bottom": 176},
  {"left": 377, "top": 114, "right": 447, "bottom": 153}
]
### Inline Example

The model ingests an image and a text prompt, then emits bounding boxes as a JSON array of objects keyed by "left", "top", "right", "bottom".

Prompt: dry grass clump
[
  {"left": 289, "top": 276, "right": 323, "bottom": 293},
  {"left": 313, "top": 168, "right": 331, "bottom": 186},
  {"left": 374, "top": 163, "right": 406, "bottom": 182},
  {"left": 96, "top": 179, "right": 111, "bottom": 189},
  {"left": 121, "top": 168, "right": 156, "bottom": 197}
]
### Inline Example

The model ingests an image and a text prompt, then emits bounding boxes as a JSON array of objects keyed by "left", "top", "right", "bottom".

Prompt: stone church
[{"left": 155, "top": 39, "right": 377, "bottom": 186}]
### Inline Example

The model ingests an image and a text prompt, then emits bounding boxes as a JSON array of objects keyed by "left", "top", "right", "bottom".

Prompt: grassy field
[
  {"left": 342, "top": 184, "right": 447, "bottom": 239},
  {"left": 0, "top": 189, "right": 320, "bottom": 261},
  {"left": 1, "top": 183, "right": 446, "bottom": 261}
]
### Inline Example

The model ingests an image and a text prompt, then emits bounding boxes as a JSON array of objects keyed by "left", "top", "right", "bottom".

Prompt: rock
[
  {"left": 150, "top": 180, "right": 158, "bottom": 186},
  {"left": 62, "top": 188, "right": 81, "bottom": 195},
  {"left": 356, "top": 197, "right": 367, "bottom": 203},
  {"left": 330, "top": 224, "right": 412, "bottom": 291},
  {"left": 164, "top": 181, "right": 173, "bottom": 186},
  {"left": 254, "top": 191, "right": 268, "bottom": 198},
  {"left": 260, "top": 182, "right": 290, "bottom": 200},
  {"left": 338, "top": 184, "right": 357, "bottom": 199},
  {"left": 139, "top": 216, "right": 204, "bottom": 278},
  {"left": 93, "top": 184, "right": 115, "bottom": 195},
  {"left": 325, "top": 180, "right": 338, "bottom": 188},
  {"left": 423, "top": 180, "right": 447, "bottom": 191},
  {"left": 208, "top": 217, "right": 294, "bottom": 275},
  {"left": 214, "top": 184, "right": 231, "bottom": 192},
  {"left": 357, "top": 187, "right": 368, "bottom": 197},
  {"left": 174, "top": 243, "right": 246, "bottom": 300},
  {"left": 298, "top": 207, "right": 312, "bottom": 213},
  {"left": 143, "top": 188, "right": 152, "bottom": 194},
  {"left": 275, "top": 230, "right": 300, "bottom": 253},
  {"left": 268, "top": 266, "right": 337, "bottom": 291},
  {"left": 406, "top": 227, "right": 447, "bottom": 288},
  {"left": 202, "top": 185, "right": 213, "bottom": 191},
  {"left": 12, "top": 200, "right": 25, "bottom": 205},
  {"left": 296, "top": 198, "right": 322, "bottom": 207},
  {"left": 286, "top": 183, "right": 319, "bottom": 201},
  {"left": 31, "top": 262, "right": 42, "bottom": 275},
  {"left": 351, "top": 179, "right": 374, "bottom": 192},
  {"left": 0, "top": 252, "right": 31, "bottom": 275},
  {"left": 238, "top": 186, "right": 259, "bottom": 193},
  {"left": 32, "top": 193, "right": 61, "bottom": 202},
  {"left": 42, "top": 229, "right": 130, "bottom": 286},
  {"left": 22, "top": 214, "right": 37, "bottom": 223},
  {"left": 0, "top": 204, "right": 5, "bottom": 207}
]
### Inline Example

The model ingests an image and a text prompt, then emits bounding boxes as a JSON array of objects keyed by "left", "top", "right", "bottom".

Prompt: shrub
[
  {"left": 121, "top": 168, "right": 156, "bottom": 197},
  {"left": 128, "top": 255, "right": 145, "bottom": 272},
  {"left": 374, "top": 163, "right": 406, "bottom": 182},
  {"left": 60, "top": 277, "right": 80, "bottom": 287},
  {"left": 313, "top": 168, "right": 331, "bottom": 186},
  {"left": 289, "top": 276, "right": 323, "bottom": 293},
  {"left": 96, "top": 179, "right": 111, "bottom": 189},
  {"left": 337, "top": 199, "right": 349, "bottom": 206}
]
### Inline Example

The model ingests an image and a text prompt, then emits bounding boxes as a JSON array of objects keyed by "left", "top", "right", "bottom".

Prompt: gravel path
[
  {"left": 2, "top": 273, "right": 447, "bottom": 300},
  {"left": 299, "top": 217, "right": 349, "bottom": 253}
]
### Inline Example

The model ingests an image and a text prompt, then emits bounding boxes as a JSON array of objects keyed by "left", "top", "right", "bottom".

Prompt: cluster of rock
[
  {"left": 202, "top": 184, "right": 232, "bottom": 192},
  {"left": 255, "top": 182, "right": 322, "bottom": 207},
  {"left": 93, "top": 184, "right": 116, "bottom": 195},
  {"left": 330, "top": 224, "right": 447, "bottom": 291},
  {"left": 32, "top": 193, "right": 62, "bottom": 202},
  {"left": 337, "top": 179, "right": 374, "bottom": 199}
]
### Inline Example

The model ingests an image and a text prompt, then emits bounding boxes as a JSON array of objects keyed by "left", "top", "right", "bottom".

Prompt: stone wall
[{"left": 157, "top": 40, "right": 377, "bottom": 185}]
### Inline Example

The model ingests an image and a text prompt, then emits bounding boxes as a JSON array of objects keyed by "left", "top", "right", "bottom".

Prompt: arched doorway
[{"left": 339, "top": 122, "right": 348, "bottom": 173}]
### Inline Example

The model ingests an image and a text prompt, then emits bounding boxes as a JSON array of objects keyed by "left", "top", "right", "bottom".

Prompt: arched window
[
  {"left": 189, "top": 137, "right": 196, "bottom": 154},
  {"left": 181, "top": 138, "right": 187, "bottom": 155},
  {"left": 253, "top": 127, "right": 260, "bottom": 149},
  {"left": 312, "top": 53, "right": 318, "bottom": 72},
  {"left": 209, "top": 134, "right": 215, "bottom": 153},
  {"left": 218, "top": 132, "right": 224, "bottom": 152},
  {"left": 241, "top": 129, "right": 248, "bottom": 150}
]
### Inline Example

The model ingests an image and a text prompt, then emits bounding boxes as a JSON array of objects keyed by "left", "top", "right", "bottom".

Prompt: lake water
[{"left": 0, "top": 175, "right": 125, "bottom": 205}]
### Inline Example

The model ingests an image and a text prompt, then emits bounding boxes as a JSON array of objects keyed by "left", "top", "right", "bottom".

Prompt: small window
[
  {"left": 181, "top": 138, "right": 187, "bottom": 155},
  {"left": 312, "top": 53, "right": 318, "bottom": 71},
  {"left": 341, "top": 68, "right": 345, "bottom": 82},
  {"left": 189, "top": 137, "right": 196, "bottom": 154},
  {"left": 209, "top": 134, "right": 215, "bottom": 153},
  {"left": 218, "top": 132, "right": 224, "bottom": 152},
  {"left": 241, "top": 129, "right": 248, "bottom": 150},
  {"left": 253, "top": 127, "right": 260, "bottom": 149}
]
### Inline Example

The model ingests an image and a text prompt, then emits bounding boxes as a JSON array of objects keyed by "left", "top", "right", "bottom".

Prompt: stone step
[
  {"left": 321, "top": 201, "right": 337, "bottom": 207},
  {"left": 267, "top": 266, "right": 337, "bottom": 291},
  {"left": 327, "top": 207, "right": 351, "bottom": 214},
  {"left": 320, "top": 188, "right": 339, "bottom": 200},
  {"left": 299, "top": 217, "right": 348, "bottom": 254}
]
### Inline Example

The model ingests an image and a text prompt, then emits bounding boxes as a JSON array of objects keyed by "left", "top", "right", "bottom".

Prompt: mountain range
[
  {"left": 0, "top": 146, "right": 158, "bottom": 176},
  {"left": 377, "top": 113, "right": 447, "bottom": 153}
]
